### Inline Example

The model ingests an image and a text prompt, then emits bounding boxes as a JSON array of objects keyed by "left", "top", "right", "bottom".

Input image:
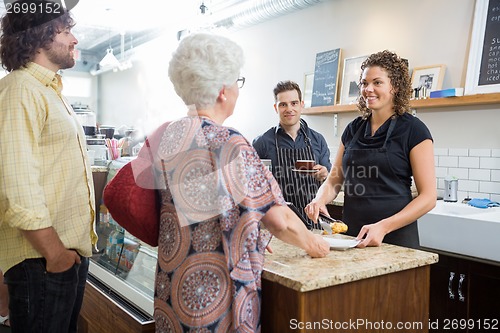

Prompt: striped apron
[{"left": 274, "top": 129, "right": 321, "bottom": 229}]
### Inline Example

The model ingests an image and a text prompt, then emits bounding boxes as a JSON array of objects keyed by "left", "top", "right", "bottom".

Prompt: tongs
[{"left": 318, "top": 212, "right": 340, "bottom": 234}]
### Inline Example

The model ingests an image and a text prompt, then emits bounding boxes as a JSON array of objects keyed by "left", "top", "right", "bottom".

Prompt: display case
[
  {"left": 80, "top": 162, "right": 157, "bottom": 333},
  {"left": 89, "top": 223, "right": 157, "bottom": 315}
]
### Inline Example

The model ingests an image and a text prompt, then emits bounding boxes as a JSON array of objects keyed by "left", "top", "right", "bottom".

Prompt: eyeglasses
[{"left": 236, "top": 77, "right": 245, "bottom": 89}]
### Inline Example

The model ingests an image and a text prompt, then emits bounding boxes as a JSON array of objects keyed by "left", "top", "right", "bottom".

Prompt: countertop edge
[
  {"left": 263, "top": 254, "right": 438, "bottom": 292},
  {"left": 262, "top": 239, "right": 439, "bottom": 292}
]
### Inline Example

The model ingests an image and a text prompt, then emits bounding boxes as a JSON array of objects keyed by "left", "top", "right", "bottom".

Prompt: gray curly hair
[{"left": 168, "top": 32, "right": 244, "bottom": 110}]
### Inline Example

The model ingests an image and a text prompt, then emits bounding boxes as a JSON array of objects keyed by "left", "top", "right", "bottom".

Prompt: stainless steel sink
[{"left": 418, "top": 200, "right": 500, "bottom": 262}]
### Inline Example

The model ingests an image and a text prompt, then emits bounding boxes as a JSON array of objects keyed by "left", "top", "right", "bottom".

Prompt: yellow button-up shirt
[{"left": 0, "top": 62, "right": 97, "bottom": 272}]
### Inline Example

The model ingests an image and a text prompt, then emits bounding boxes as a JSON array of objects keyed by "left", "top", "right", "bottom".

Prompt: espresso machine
[
  {"left": 73, "top": 103, "right": 96, "bottom": 135},
  {"left": 73, "top": 103, "right": 107, "bottom": 165}
]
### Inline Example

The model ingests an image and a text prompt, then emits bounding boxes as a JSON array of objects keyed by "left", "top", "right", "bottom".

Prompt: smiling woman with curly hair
[
  {"left": 306, "top": 49, "right": 437, "bottom": 250},
  {"left": 357, "top": 50, "right": 412, "bottom": 118}
]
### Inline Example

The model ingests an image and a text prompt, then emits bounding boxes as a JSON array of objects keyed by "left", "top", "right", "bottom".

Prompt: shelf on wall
[{"left": 302, "top": 92, "right": 500, "bottom": 114}]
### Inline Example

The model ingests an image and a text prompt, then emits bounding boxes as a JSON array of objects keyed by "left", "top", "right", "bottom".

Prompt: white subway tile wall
[
  {"left": 435, "top": 148, "right": 500, "bottom": 202},
  {"left": 328, "top": 146, "right": 339, "bottom": 162},
  {"left": 492, "top": 170, "right": 500, "bottom": 181},
  {"left": 328, "top": 146, "right": 500, "bottom": 202}
]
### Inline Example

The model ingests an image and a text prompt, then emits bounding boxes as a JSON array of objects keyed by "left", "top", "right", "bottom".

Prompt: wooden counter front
[
  {"left": 78, "top": 279, "right": 154, "bottom": 333},
  {"left": 261, "top": 237, "right": 438, "bottom": 332}
]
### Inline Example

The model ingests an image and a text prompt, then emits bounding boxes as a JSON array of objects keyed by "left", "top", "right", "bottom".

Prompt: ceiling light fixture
[
  {"left": 99, "top": 48, "right": 120, "bottom": 68},
  {"left": 99, "top": 27, "right": 120, "bottom": 68},
  {"left": 91, "top": 31, "right": 134, "bottom": 75}
]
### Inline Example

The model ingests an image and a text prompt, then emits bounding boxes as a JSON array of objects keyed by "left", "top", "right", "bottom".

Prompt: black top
[{"left": 342, "top": 112, "right": 433, "bottom": 189}]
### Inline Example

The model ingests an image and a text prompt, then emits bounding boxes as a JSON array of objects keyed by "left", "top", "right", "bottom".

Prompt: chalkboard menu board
[
  {"left": 311, "top": 48, "right": 341, "bottom": 107},
  {"left": 478, "top": 0, "right": 500, "bottom": 86}
]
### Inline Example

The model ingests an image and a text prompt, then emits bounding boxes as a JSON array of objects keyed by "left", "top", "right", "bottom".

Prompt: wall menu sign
[
  {"left": 311, "top": 48, "right": 341, "bottom": 107},
  {"left": 465, "top": 0, "right": 500, "bottom": 95},
  {"left": 478, "top": 0, "right": 500, "bottom": 86}
]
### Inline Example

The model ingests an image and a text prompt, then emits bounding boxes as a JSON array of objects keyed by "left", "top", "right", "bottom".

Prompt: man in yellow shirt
[{"left": 0, "top": 1, "right": 97, "bottom": 332}]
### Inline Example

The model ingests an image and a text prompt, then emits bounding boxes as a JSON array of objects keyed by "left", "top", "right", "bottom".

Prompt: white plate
[
  {"left": 323, "top": 237, "right": 360, "bottom": 250},
  {"left": 292, "top": 169, "right": 319, "bottom": 173}
]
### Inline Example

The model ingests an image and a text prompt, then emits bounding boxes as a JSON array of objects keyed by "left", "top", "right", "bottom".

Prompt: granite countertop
[{"left": 262, "top": 235, "right": 438, "bottom": 292}]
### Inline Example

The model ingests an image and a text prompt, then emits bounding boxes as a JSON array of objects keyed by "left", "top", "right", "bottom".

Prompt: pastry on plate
[{"left": 330, "top": 221, "right": 348, "bottom": 234}]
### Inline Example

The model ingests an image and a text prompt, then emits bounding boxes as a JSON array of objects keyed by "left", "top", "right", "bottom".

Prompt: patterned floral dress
[{"left": 152, "top": 116, "right": 285, "bottom": 333}]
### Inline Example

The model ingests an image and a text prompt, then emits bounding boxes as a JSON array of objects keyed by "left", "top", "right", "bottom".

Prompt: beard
[{"left": 46, "top": 41, "right": 76, "bottom": 70}]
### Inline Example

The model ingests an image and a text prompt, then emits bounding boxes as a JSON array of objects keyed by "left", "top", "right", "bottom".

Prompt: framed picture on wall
[
  {"left": 464, "top": 0, "right": 500, "bottom": 95},
  {"left": 411, "top": 65, "right": 446, "bottom": 94},
  {"left": 340, "top": 55, "right": 368, "bottom": 105},
  {"left": 303, "top": 72, "right": 314, "bottom": 108}
]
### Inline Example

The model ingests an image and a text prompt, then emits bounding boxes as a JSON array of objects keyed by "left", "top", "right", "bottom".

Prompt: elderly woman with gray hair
[{"left": 142, "top": 33, "right": 329, "bottom": 332}]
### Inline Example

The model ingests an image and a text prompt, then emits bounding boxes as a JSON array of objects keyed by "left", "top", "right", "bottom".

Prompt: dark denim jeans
[{"left": 3, "top": 255, "right": 89, "bottom": 333}]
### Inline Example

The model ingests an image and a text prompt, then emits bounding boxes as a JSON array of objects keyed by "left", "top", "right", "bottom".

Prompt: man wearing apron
[{"left": 253, "top": 81, "right": 331, "bottom": 228}]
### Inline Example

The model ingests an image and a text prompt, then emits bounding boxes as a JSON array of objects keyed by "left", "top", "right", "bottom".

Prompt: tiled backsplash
[
  {"left": 329, "top": 146, "right": 500, "bottom": 202},
  {"left": 435, "top": 148, "right": 500, "bottom": 202}
]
